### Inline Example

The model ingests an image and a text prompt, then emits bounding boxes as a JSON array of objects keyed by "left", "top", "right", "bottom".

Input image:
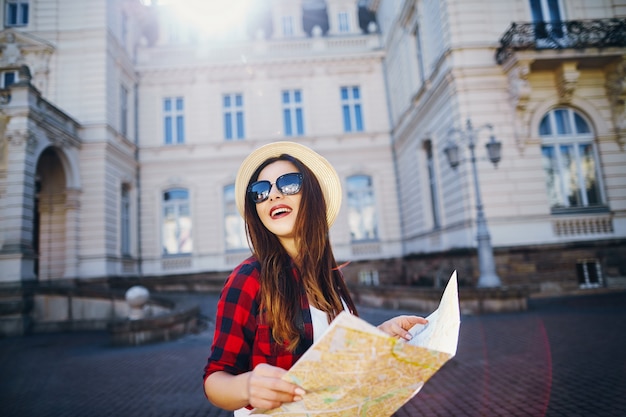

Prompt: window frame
[
  {"left": 539, "top": 107, "right": 607, "bottom": 213},
  {"left": 1, "top": 70, "right": 19, "bottom": 88},
  {"left": 529, "top": 0, "right": 566, "bottom": 40},
  {"left": 163, "top": 97, "right": 185, "bottom": 145},
  {"left": 346, "top": 174, "right": 379, "bottom": 242},
  {"left": 223, "top": 93, "right": 245, "bottom": 140},
  {"left": 223, "top": 184, "right": 248, "bottom": 251},
  {"left": 5, "top": 0, "right": 29, "bottom": 27},
  {"left": 338, "top": 11, "right": 350, "bottom": 33},
  {"left": 282, "top": 89, "right": 305, "bottom": 137},
  {"left": 281, "top": 15, "right": 294, "bottom": 37},
  {"left": 424, "top": 140, "right": 441, "bottom": 229},
  {"left": 162, "top": 188, "right": 193, "bottom": 256},
  {"left": 120, "top": 85, "right": 128, "bottom": 137},
  {"left": 340, "top": 86, "right": 364, "bottom": 133}
]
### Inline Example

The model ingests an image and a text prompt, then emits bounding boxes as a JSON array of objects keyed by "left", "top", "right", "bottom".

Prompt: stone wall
[
  {"left": 340, "top": 239, "right": 626, "bottom": 292},
  {"left": 0, "top": 283, "right": 200, "bottom": 345}
]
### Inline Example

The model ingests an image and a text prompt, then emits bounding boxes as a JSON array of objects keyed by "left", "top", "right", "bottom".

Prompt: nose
[{"left": 267, "top": 182, "right": 281, "bottom": 200}]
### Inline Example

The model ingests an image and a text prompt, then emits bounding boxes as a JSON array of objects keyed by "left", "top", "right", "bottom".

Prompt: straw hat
[{"left": 235, "top": 141, "right": 342, "bottom": 226}]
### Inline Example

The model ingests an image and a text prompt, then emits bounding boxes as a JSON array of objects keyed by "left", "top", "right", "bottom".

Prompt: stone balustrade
[{"left": 0, "top": 282, "right": 200, "bottom": 345}]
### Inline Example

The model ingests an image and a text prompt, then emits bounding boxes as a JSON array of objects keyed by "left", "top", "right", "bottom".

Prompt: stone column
[
  {"left": 0, "top": 130, "right": 38, "bottom": 282},
  {"left": 63, "top": 188, "right": 81, "bottom": 279}
]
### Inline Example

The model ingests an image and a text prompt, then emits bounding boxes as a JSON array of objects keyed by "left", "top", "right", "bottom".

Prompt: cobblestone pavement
[{"left": 1, "top": 290, "right": 625, "bottom": 417}]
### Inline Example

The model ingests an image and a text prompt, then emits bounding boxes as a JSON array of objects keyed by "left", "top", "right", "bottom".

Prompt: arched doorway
[{"left": 35, "top": 147, "right": 67, "bottom": 280}]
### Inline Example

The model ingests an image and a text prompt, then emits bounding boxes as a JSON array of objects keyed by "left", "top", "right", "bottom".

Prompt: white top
[{"left": 233, "top": 306, "right": 334, "bottom": 416}]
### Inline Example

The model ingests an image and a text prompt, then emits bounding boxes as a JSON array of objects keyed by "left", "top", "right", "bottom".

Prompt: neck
[{"left": 279, "top": 237, "right": 299, "bottom": 262}]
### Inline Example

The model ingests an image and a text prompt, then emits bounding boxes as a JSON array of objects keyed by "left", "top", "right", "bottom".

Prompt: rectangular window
[
  {"left": 358, "top": 270, "right": 380, "bottom": 286},
  {"left": 121, "top": 185, "right": 131, "bottom": 256},
  {"left": 341, "top": 86, "right": 364, "bottom": 133},
  {"left": 163, "top": 97, "right": 185, "bottom": 145},
  {"left": 120, "top": 85, "right": 128, "bottom": 137},
  {"left": 576, "top": 259, "right": 603, "bottom": 289},
  {"left": 5, "top": 1, "right": 29, "bottom": 27},
  {"left": 224, "top": 185, "right": 247, "bottom": 251},
  {"left": 282, "top": 16, "right": 294, "bottom": 37},
  {"left": 282, "top": 90, "right": 304, "bottom": 137},
  {"left": 347, "top": 175, "right": 378, "bottom": 242},
  {"left": 424, "top": 141, "right": 441, "bottom": 228},
  {"left": 541, "top": 143, "right": 603, "bottom": 209},
  {"left": 338, "top": 12, "right": 350, "bottom": 33},
  {"left": 162, "top": 189, "right": 193, "bottom": 255},
  {"left": 224, "top": 93, "right": 245, "bottom": 140},
  {"left": 530, "top": 0, "right": 564, "bottom": 40},
  {"left": 1, "top": 70, "right": 18, "bottom": 88}
]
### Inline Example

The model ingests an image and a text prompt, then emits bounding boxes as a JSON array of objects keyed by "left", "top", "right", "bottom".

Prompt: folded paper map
[{"left": 254, "top": 271, "right": 461, "bottom": 417}]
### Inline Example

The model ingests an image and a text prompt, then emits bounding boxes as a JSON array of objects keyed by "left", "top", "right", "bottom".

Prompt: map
[{"left": 253, "top": 272, "right": 461, "bottom": 417}]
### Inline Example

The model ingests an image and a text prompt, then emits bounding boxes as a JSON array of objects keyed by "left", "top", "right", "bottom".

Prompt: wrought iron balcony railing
[{"left": 496, "top": 18, "right": 626, "bottom": 64}]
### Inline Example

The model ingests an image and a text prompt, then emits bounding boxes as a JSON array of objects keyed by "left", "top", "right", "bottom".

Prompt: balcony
[{"left": 496, "top": 18, "right": 626, "bottom": 65}]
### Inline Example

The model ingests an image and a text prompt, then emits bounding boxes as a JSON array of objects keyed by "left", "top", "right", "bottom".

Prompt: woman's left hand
[{"left": 378, "top": 315, "right": 428, "bottom": 341}]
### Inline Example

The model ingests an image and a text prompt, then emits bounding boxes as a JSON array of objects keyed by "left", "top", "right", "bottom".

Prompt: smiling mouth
[{"left": 271, "top": 207, "right": 292, "bottom": 219}]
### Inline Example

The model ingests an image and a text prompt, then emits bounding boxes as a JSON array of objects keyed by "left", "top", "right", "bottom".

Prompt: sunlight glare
[{"left": 165, "top": 0, "right": 254, "bottom": 40}]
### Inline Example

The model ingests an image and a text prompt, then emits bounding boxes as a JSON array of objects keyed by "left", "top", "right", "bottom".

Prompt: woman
[{"left": 203, "top": 141, "right": 426, "bottom": 415}]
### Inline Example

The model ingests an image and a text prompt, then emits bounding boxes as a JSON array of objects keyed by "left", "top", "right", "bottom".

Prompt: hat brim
[{"left": 235, "top": 141, "right": 342, "bottom": 226}]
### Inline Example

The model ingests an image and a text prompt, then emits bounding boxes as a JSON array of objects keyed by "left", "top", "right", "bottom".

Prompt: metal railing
[{"left": 495, "top": 18, "right": 626, "bottom": 64}]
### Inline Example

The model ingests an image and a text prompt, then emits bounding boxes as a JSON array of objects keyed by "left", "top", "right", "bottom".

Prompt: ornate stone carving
[
  {"left": 1, "top": 32, "right": 22, "bottom": 65},
  {"left": 556, "top": 62, "right": 580, "bottom": 103},
  {"left": 7, "top": 131, "right": 38, "bottom": 154},
  {"left": 508, "top": 61, "right": 531, "bottom": 112},
  {"left": 506, "top": 60, "right": 533, "bottom": 151},
  {"left": 605, "top": 58, "right": 626, "bottom": 149},
  {"left": 0, "top": 30, "right": 54, "bottom": 94}
]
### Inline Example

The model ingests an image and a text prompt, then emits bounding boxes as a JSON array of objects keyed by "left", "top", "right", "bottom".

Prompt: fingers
[
  {"left": 400, "top": 315, "right": 428, "bottom": 328},
  {"left": 247, "top": 364, "right": 305, "bottom": 410},
  {"left": 378, "top": 315, "right": 428, "bottom": 341}
]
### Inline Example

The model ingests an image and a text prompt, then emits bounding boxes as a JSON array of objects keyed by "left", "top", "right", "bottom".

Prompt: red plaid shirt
[{"left": 203, "top": 256, "right": 314, "bottom": 383}]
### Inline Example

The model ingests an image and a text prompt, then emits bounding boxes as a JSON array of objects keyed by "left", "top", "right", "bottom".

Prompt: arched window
[
  {"left": 347, "top": 175, "right": 378, "bottom": 242},
  {"left": 224, "top": 184, "right": 247, "bottom": 251},
  {"left": 539, "top": 108, "right": 605, "bottom": 212},
  {"left": 162, "top": 188, "right": 193, "bottom": 255}
]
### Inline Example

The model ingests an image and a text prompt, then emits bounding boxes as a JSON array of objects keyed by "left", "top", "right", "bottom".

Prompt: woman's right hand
[{"left": 247, "top": 363, "right": 306, "bottom": 410}]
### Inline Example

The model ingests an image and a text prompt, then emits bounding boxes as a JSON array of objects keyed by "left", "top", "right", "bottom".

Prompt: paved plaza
[{"left": 1, "top": 290, "right": 625, "bottom": 417}]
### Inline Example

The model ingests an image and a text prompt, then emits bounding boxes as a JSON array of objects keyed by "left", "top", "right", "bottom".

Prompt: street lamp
[{"left": 444, "top": 118, "right": 502, "bottom": 287}]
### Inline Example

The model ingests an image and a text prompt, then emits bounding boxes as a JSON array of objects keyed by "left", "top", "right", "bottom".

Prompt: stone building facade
[{"left": 0, "top": 0, "right": 624, "bottom": 291}]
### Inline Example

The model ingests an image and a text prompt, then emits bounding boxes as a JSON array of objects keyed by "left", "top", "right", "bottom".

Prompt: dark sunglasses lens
[
  {"left": 276, "top": 173, "right": 302, "bottom": 195},
  {"left": 248, "top": 181, "right": 271, "bottom": 203},
  {"left": 247, "top": 173, "right": 302, "bottom": 204}
]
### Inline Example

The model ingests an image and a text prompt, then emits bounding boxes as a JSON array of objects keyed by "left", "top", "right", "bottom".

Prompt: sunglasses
[{"left": 247, "top": 172, "right": 303, "bottom": 204}]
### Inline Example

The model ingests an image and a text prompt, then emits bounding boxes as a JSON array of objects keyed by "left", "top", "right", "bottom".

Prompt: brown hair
[{"left": 244, "top": 154, "right": 357, "bottom": 352}]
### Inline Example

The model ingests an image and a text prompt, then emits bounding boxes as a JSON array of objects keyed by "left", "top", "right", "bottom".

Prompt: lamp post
[{"left": 444, "top": 118, "right": 502, "bottom": 288}]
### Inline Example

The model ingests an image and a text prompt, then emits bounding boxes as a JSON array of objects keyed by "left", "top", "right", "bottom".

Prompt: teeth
[{"left": 271, "top": 207, "right": 291, "bottom": 217}]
